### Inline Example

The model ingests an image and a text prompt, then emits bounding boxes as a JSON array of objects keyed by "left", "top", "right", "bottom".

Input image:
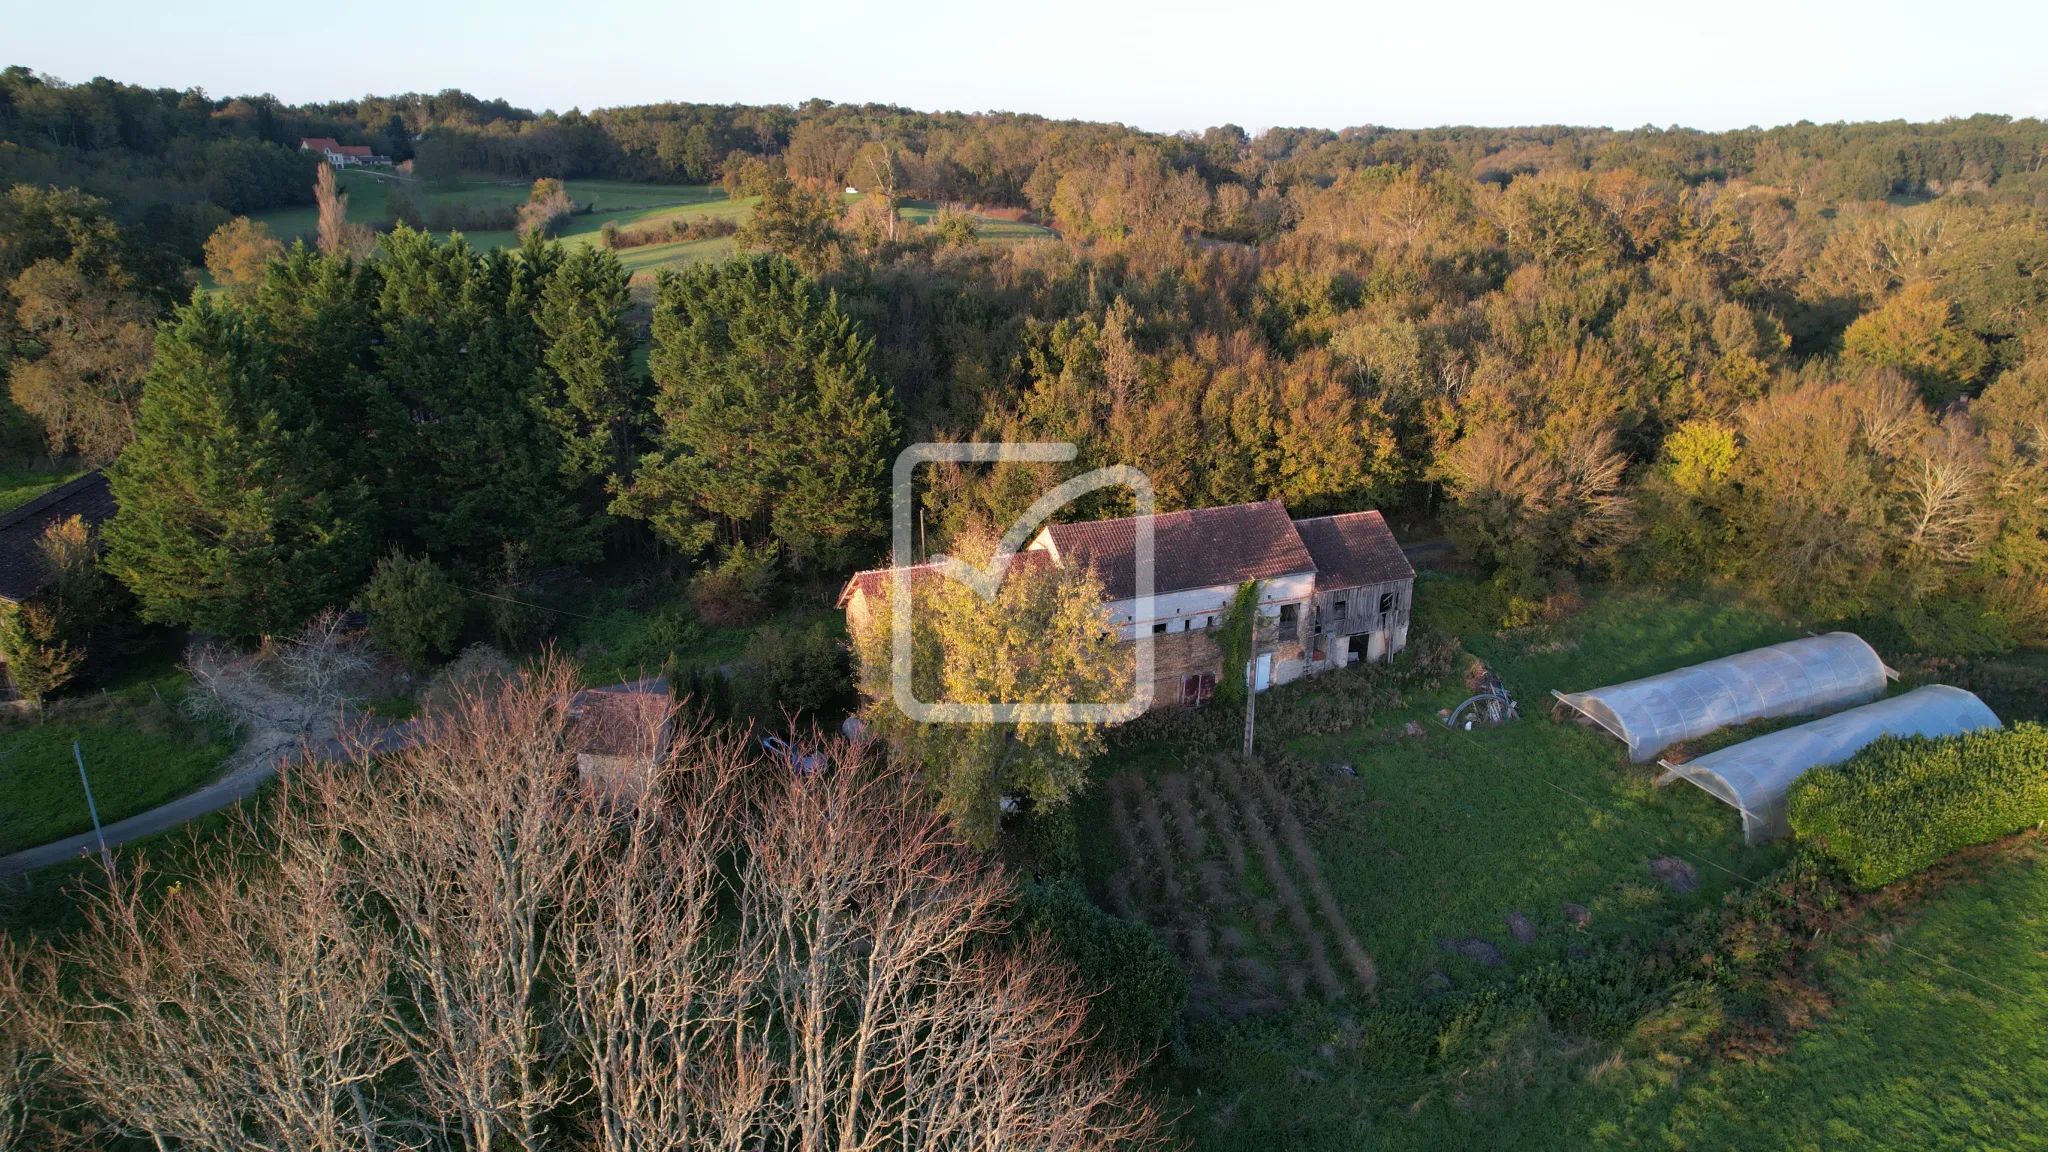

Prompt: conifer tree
[
  {"left": 535, "top": 242, "right": 642, "bottom": 494},
  {"left": 616, "top": 253, "right": 896, "bottom": 568},
  {"left": 103, "top": 299, "right": 371, "bottom": 638},
  {"left": 365, "top": 228, "right": 595, "bottom": 570}
]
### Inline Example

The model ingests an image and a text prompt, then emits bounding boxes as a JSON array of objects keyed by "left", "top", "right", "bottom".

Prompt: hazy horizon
[{"left": 17, "top": 0, "right": 2047, "bottom": 135}]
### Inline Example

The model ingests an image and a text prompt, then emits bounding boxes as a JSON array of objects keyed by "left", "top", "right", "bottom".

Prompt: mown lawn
[{"left": 0, "top": 682, "right": 232, "bottom": 856}]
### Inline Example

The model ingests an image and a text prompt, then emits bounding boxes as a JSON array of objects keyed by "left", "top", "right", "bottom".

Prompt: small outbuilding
[
  {"left": 570, "top": 677, "right": 674, "bottom": 806},
  {"left": 1656, "top": 685, "right": 2003, "bottom": 844},
  {"left": 1551, "top": 632, "right": 1893, "bottom": 764}
]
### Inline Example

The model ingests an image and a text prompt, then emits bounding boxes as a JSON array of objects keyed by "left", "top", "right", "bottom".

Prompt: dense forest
[{"left": 4, "top": 65, "right": 2047, "bottom": 661}]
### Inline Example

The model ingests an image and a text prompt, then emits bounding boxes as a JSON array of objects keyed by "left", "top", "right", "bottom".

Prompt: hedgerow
[{"left": 1788, "top": 724, "right": 2048, "bottom": 890}]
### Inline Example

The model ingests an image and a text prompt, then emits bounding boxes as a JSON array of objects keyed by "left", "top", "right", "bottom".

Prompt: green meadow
[{"left": 248, "top": 174, "right": 1050, "bottom": 278}]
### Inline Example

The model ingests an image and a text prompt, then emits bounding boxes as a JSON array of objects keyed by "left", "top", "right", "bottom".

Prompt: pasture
[{"left": 247, "top": 175, "right": 1052, "bottom": 278}]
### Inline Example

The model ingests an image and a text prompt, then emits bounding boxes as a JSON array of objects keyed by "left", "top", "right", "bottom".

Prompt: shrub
[
  {"left": 1788, "top": 724, "right": 2048, "bottom": 889},
  {"left": 0, "top": 600, "right": 81, "bottom": 706},
  {"left": 606, "top": 215, "right": 738, "bottom": 250},
  {"left": 733, "top": 618, "right": 847, "bottom": 721},
  {"left": 1017, "top": 878, "right": 1186, "bottom": 1057},
  {"left": 689, "top": 540, "right": 778, "bottom": 627},
  {"left": 420, "top": 643, "right": 514, "bottom": 715},
  {"left": 1021, "top": 802, "right": 1080, "bottom": 878},
  {"left": 361, "top": 551, "right": 466, "bottom": 669}
]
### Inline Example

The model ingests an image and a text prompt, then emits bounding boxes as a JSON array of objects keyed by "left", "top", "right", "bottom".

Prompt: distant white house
[{"left": 300, "top": 137, "right": 392, "bottom": 168}]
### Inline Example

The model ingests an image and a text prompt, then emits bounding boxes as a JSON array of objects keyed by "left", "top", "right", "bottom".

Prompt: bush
[
  {"left": 1016, "top": 878, "right": 1186, "bottom": 1057},
  {"left": 361, "top": 551, "right": 466, "bottom": 669},
  {"left": 0, "top": 600, "right": 81, "bottom": 706},
  {"left": 1020, "top": 803, "right": 1080, "bottom": 878},
  {"left": 515, "top": 178, "right": 573, "bottom": 238},
  {"left": 420, "top": 643, "right": 514, "bottom": 715},
  {"left": 733, "top": 619, "right": 847, "bottom": 722},
  {"left": 1788, "top": 724, "right": 2048, "bottom": 889},
  {"left": 690, "top": 540, "right": 779, "bottom": 627}
]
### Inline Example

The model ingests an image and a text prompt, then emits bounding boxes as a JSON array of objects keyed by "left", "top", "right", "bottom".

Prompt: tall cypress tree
[
  {"left": 535, "top": 241, "right": 643, "bottom": 498},
  {"left": 104, "top": 298, "right": 372, "bottom": 638},
  {"left": 616, "top": 253, "right": 897, "bottom": 568},
  {"left": 366, "top": 227, "right": 595, "bottom": 573}
]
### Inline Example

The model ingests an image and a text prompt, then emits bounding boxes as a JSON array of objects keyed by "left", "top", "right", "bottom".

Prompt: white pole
[{"left": 74, "top": 739, "right": 112, "bottom": 872}]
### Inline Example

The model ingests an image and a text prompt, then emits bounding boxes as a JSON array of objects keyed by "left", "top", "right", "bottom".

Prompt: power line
[{"left": 451, "top": 584, "right": 610, "bottom": 623}]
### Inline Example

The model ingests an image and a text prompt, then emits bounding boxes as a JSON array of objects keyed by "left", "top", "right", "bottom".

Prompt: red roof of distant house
[
  {"left": 300, "top": 137, "right": 340, "bottom": 151},
  {"left": 1039, "top": 500, "right": 1315, "bottom": 600},
  {"left": 333, "top": 145, "right": 374, "bottom": 158}
]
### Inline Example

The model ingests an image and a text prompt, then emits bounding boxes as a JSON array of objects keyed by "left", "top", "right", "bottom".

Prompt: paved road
[{"left": 0, "top": 721, "right": 418, "bottom": 877}]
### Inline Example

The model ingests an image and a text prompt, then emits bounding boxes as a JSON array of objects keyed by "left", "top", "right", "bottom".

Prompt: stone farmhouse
[{"left": 838, "top": 499, "right": 1415, "bottom": 713}]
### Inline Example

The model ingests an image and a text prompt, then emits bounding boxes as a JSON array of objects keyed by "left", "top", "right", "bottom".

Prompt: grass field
[
  {"left": 896, "top": 199, "right": 1054, "bottom": 242},
  {"left": 0, "top": 467, "right": 83, "bottom": 515},
  {"left": 1078, "top": 576, "right": 2048, "bottom": 1149},
  {"left": 1608, "top": 834, "right": 2048, "bottom": 1148},
  {"left": 247, "top": 174, "right": 1049, "bottom": 278},
  {"left": 0, "top": 681, "right": 231, "bottom": 856}
]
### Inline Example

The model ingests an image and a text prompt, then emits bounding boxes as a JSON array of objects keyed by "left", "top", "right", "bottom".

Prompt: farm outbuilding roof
[
  {"left": 1552, "top": 632, "right": 1892, "bottom": 764},
  {"left": 0, "top": 471, "right": 116, "bottom": 605},
  {"left": 1658, "top": 685, "right": 2002, "bottom": 844}
]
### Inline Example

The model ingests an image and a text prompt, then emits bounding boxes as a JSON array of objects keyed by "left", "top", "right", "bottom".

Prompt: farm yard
[{"left": 1075, "top": 576, "right": 2048, "bottom": 1150}]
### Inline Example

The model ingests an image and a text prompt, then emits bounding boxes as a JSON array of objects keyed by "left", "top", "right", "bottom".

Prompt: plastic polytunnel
[
  {"left": 1551, "top": 632, "right": 1892, "bottom": 764},
  {"left": 1658, "top": 685, "right": 2002, "bottom": 844}
]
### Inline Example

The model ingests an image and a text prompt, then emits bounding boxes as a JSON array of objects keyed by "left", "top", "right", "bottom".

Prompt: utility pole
[{"left": 73, "top": 739, "right": 112, "bottom": 872}]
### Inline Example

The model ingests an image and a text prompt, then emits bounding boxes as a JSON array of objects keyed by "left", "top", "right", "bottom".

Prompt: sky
[{"left": 11, "top": 0, "right": 2047, "bottom": 133}]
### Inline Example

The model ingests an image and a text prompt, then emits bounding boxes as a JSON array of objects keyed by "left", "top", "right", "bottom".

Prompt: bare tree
[
  {"left": 0, "top": 939, "right": 43, "bottom": 1152},
  {"left": 10, "top": 660, "right": 1164, "bottom": 1152},
  {"left": 315, "top": 166, "right": 375, "bottom": 259},
  {"left": 185, "top": 610, "right": 375, "bottom": 764},
  {"left": 31, "top": 819, "right": 399, "bottom": 1152},
  {"left": 324, "top": 662, "right": 585, "bottom": 1152}
]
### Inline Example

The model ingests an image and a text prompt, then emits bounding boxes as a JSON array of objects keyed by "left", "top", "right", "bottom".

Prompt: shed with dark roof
[{"left": 0, "top": 471, "right": 115, "bottom": 606}]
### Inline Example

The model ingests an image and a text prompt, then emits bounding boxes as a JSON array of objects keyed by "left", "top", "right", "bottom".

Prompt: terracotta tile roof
[
  {"left": 0, "top": 471, "right": 116, "bottom": 605},
  {"left": 836, "top": 550, "right": 1052, "bottom": 609},
  {"left": 1292, "top": 510, "right": 1415, "bottom": 591},
  {"left": 1039, "top": 499, "right": 1314, "bottom": 600},
  {"left": 300, "top": 137, "right": 340, "bottom": 151},
  {"left": 333, "top": 145, "right": 374, "bottom": 158}
]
